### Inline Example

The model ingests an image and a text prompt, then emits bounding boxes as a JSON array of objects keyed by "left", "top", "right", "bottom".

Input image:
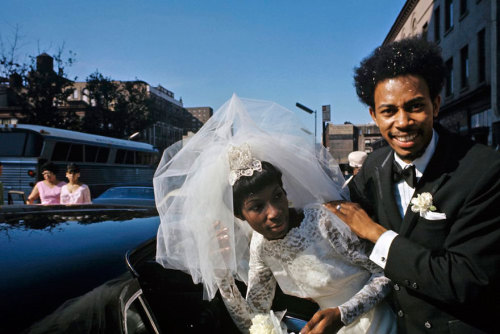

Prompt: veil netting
[{"left": 154, "top": 94, "right": 349, "bottom": 300}]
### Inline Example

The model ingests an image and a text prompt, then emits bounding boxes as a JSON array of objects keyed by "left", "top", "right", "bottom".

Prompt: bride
[{"left": 154, "top": 95, "right": 396, "bottom": 333}]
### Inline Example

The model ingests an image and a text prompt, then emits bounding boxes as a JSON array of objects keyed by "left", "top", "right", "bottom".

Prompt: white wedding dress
[{"left": 219, "top": 204, "right": 397, "bottom": 333}]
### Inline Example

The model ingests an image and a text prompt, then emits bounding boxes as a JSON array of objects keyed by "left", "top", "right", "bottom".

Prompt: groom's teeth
[{"left": 395, "top": 134, "right": 416, "bottom": 142}]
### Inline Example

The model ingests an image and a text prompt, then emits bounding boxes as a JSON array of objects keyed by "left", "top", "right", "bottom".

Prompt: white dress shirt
[{"left": 369, "top": 130, "right": 439, "bottom": 268}]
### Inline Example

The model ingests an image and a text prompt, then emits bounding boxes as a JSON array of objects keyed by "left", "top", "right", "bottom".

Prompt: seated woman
[
  {"left": 60, "top": 163, "right": 92, "bottom": 205},
  {"left": 27, "top": 162, "right": 66, "bottom": 205},
  {"left": 217, "top": 148, "right": 396, "bottom": 333}
]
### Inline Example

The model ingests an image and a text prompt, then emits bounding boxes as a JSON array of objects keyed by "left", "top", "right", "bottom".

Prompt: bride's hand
[{"left": 300, "top": 307, "right": 343, "bottom": 334}]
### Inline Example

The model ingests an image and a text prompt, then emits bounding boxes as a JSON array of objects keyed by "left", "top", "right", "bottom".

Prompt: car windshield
[{"left": 98, "top": 187, "right": 154, "bottom": 199}]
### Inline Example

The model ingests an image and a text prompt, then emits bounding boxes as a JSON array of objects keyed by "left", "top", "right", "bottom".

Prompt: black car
[
  {"left": 0, "top": 204, "right": 160, "bottom": 333},
  {"left": 2, "top": 205, "right": 315, "bottom": 333},
  {"left": 92, "top": 186, "right": 156, "bottom": 207},
  {"left": 25, "top": 237, "right": 315, "bottom": 333}
]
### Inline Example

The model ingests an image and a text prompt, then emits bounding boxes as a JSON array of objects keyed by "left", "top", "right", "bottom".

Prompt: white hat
[{"left": 348, "top": 151, "right": 368, "bottom": 168}]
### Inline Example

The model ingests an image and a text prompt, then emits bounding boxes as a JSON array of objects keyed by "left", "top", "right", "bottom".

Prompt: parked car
[
  {"left": 0, "top": 204, "right": 160, "bottom": 333},
  {"left": 26, "top": 236, "right": 315, "bottom": 334},
  {"left": 92, "top": 186, "right": 155, "bottom": 207}
]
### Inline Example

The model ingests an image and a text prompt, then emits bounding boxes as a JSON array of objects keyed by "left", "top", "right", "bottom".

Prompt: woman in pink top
[
  {"left": 60, "top": 163, "right": 92, "bottom": 204},
  {"left": 27, "top": 162, "right": 66, "bottom": 205}
]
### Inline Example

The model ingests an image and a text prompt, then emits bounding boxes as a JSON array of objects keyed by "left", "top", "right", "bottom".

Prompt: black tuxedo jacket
[{"left": 349, "top": 129, "right": 500, "bottom": 334}]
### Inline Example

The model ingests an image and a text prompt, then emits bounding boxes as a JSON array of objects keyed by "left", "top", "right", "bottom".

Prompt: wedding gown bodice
[{"left": 219, "top": 204, "right": 396, "bottom": 333}]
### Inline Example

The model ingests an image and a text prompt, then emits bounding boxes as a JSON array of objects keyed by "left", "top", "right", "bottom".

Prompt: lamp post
[
  {"left": 296, "top": 102, "right": 317, "bottom": 144},
  {"left": 128, "top": 131, "right": 140, "bottom": 140}
]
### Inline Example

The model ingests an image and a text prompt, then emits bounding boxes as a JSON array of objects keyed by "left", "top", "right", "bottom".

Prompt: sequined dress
[{"left": 219, "top": 204, "right": 396, "bottom": 333}]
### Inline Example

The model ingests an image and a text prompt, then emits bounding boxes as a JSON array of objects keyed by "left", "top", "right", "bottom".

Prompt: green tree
[
  {"left": 114, "top": 81, "right": 154, "bottom": 138},
  {"left": 18, "top": 50, "right": 79, "bottom": 128},
  {"left": 1, "top": 31, "right": 80, "bottom": 129},
  {"left": 82, "top": 74, "right": 154, "bottom": 139},
  {"left": 82, "top": 70, "right": 120, "bottom": 136}
]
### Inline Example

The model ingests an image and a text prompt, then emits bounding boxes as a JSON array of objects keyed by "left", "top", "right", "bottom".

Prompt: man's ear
[
  {"left": 369, "top": 107, "right": 378, "bottom": 126},
  {"left": 432, "top": 95, "right": 441, "bottom": 118}
]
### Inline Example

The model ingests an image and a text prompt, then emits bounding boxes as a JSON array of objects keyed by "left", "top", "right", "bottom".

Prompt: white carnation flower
[
  {"left": 249, "top": 310, "right": 288, "bottom": 334},
  {"left": 410, "top": 192, "right": 436, "bottom": 214}
]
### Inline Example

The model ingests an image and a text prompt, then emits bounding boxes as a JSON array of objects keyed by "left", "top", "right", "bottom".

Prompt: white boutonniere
[
  {"left": 410, "top": 192, "right": 446, "bottom": 220},
  {"left": 249, "top": 310, "right": 289, "bottom": 334},
  {"left": 410, "top": 192, "right": 436, "bottom": 214}
]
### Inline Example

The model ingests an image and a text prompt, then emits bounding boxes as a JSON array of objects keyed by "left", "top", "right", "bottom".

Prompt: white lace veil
[{"left": 154, "top": 94, "right": 348, "bottom": 300}]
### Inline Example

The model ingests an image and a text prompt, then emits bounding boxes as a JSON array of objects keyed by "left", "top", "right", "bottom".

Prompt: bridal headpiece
[{"left": 228, "top": 143, "right": 262, "bottom": 186}]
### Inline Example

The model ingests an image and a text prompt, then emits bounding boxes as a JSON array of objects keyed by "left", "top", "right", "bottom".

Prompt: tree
[
  {"left": 82, "top": 74, "right": 154, "bottom": 139},
  {"left": 1, "top": 28, "right": 79, "bottom": 129},
  {"left": 82, "top": 71, "right": 120, "bottom": 136},
  {"left": 18, "top": 49, "right": 79, "bottom": 128},
  {"left": 114, "top": 81, "right": 154, "bottom": 138}
]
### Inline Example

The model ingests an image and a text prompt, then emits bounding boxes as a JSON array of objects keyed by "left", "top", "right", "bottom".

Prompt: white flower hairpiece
[
  {"left": 410, "top": 192, "right": 437, "bottom": 215},
  {"left": 228, "top": 143, "right": 262, "bottom": 186}
]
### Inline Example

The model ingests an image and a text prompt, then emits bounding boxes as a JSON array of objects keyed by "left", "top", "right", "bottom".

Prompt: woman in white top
[{"left": 60, "top": 164, "right": 92, "bottom": 205}]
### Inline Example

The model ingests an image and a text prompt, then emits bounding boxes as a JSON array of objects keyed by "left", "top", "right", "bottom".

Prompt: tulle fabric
[{"left": 154, "top": 94, "right": 348, "bottom": 300}]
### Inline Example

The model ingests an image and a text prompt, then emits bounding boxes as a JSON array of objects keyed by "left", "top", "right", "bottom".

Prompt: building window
[
  {"left": 460, "top": 0, "right": 468, "bottom": 17},
  {"left": 478, "top": 29, "right": 486, "bottom": 83},
  {"left": 445, "top": 58, "right": 454, "bottom": 96},
  {"left": 422, "top": 22, "right": 429, "bottom": 40},
  {"left": 460, "top": 45, "right": 469, "bottom": 88},
  {"left": 73, "top": 89, "right": 79, "bottom": 99},
  {"left": 434, "top": 7, "right": 441, "bottom": 41},
  {"left": 445, "top": 0, "right": 453, "bottom": 31}
]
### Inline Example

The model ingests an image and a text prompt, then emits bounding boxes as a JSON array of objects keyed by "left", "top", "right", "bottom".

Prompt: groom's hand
[
  {"left": 301, "top": 307, "right": 343, "bottom": 334},
  {"left": 324, "top": 201, "right": 386, "bottom": 243}
]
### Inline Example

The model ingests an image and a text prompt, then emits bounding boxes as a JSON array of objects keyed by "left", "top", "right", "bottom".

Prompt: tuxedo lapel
[{"left": 375, "top": 151, "right": 403, "bottom": 232}]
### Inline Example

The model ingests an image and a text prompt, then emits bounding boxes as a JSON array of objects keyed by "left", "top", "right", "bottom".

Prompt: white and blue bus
[{"left": 0, "top": 124, "right": 159, "bottom": 202}]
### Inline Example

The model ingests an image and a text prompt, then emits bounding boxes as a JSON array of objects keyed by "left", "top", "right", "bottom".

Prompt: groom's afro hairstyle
[
  {"left": 232, "top": 161, "right": 283, "bottom": 217},
  {"left": 354, "top": 37, "right": 446, "bottom": 109}
]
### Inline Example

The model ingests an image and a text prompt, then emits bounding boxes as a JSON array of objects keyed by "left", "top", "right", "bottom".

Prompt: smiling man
[{"left": 323, "top": 38, "right": 500, "bottom": 333}]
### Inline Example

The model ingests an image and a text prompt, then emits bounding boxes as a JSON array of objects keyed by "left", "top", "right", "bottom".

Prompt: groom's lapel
[
  {"left": 374, "top": 151, "right": 402, "bottom": 232},
  {"left": 399, "top": 136, "right": 453, "bottom": 237}
]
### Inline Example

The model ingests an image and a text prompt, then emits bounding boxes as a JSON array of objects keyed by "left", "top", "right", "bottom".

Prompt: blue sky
[{"left": 1, "top": 0, "right": 404, "bottom": 136}]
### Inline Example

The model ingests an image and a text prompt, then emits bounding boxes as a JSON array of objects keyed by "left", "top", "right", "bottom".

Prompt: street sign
[{"left": 322, "top": 105, "right": 331, "bottom": 122}]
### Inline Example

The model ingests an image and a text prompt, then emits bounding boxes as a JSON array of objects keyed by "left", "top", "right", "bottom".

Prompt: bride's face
[{"left": 239, "top": 183, "right": 290, "bottom": 240}]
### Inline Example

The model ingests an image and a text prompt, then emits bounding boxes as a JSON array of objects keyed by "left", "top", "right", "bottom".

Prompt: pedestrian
[
  {"left": 60, "top": 163, "right": 92, "bottom": 204},
  {"left": 324, "top": 37, "right": 500, "bottom": 333},
  {"left": 26, "top": 162, "right": 66, "bottom": 205},
  {"left": 344, "top": 151, "right": 367, "bottom": 185}
]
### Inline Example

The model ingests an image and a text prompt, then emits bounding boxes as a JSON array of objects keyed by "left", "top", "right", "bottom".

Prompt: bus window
[
  {"left": 115, "top": 149, "right": 126, "bottom": 164},
  {"left": 125, "top": 151, "right": 135, "bottom": 164},
  {"left": 24, "top": 132, "right": 43, "bottom": 157},
  {"left": 96, "top": 147, "right": 109, "bottom": 163},
  {"left": 0, "top": 132, "right": 26, "bottom": 156},
  {"left": 137, "top": 152, "right": 151, "bottom": 165},
  {"left": 52, "top": 142, "right": 71, "bottom": 161},
  {"left": 68, "top": 144, "right": 83, "bottom": 162},
  {"left": 85, "top": 145, "right": 98, "bottom": 162}
]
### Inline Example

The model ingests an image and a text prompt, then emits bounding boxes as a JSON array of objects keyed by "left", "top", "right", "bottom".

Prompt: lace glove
[
  {"left": 318, "top": 205, "right": 391, "bottom": 325},
  {"left": 338, "top": 272, "right": 391, "bottom": 325},
  {"left": 217, "top": 275, "right": 252, "bottom": 333}
]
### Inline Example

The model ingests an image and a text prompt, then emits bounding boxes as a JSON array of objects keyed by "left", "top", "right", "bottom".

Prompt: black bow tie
[{"left": 393, "top": 161, "right": 417, "bottom": 188}]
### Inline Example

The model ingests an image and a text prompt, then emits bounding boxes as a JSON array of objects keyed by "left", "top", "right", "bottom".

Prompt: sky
[{"left": 0, "top": 0, "right": 405, "bottom": 138}]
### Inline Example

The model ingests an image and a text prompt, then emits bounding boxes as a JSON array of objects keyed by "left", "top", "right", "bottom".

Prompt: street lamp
[
  {"left": 128, "top": 131, "right": 140, "bottom": 140},
  {"left": 296, "top": 102, "right": 317, "bottom": 143}
]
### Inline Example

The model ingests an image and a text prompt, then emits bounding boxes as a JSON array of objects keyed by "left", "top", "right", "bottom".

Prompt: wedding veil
[{"left": 154, "top": 94, "right": 348, "bottom": 300}]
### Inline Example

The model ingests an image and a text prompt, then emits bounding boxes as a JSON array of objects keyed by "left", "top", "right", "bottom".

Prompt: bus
[{"left": 0, "top": 124, "right": 159, "bottom": 202}]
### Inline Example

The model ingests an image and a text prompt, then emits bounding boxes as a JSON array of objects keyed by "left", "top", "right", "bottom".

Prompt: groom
[{"left": 307, "top": 38, "right": 500, "bottom": 334}]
